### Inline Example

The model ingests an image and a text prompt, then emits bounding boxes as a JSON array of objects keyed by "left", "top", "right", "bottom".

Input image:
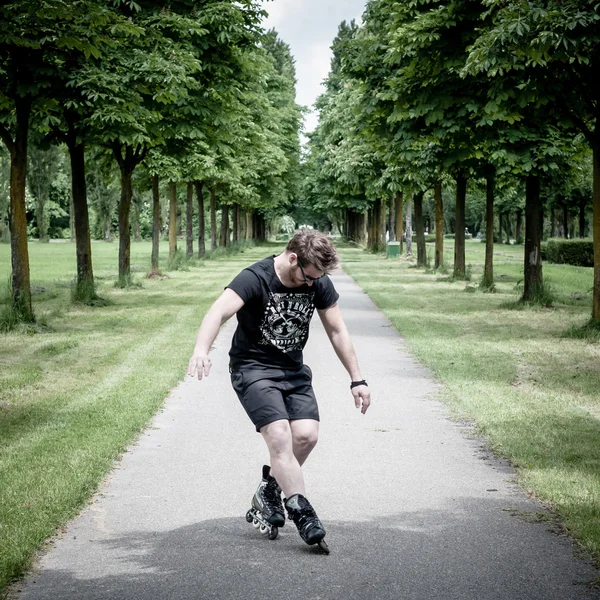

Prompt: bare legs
[{"left": 260, "top": 419, "right": 319, "bottom": 499}]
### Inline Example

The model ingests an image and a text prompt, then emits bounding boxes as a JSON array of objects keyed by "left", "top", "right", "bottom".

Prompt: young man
[{"left": 187, "top": 229, "right": 371, "bottom": 548}]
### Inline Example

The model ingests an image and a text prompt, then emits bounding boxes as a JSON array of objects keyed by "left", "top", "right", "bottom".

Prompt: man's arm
[
  {"left": 187, "top": 288, "right": 245, "bottom": 380},
  {"left": 318, "top": 304, "right": 371, "bottom": 414}
]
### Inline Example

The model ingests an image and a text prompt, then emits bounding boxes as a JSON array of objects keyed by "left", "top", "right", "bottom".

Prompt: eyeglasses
[{"left": 297, "top": 259, "right": 325, "bottom": 282}]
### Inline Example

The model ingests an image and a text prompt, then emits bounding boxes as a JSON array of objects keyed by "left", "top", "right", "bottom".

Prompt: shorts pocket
[{"left": 230, "top": 370, "right": 244, "bottom": 395}]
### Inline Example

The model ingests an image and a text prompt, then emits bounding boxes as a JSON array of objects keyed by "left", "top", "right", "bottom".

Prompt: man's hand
[
  {"left": 187, "top": 353, "right": 212, "bottom": 380},
  {"left": 352, "top": 385, "right": 371, "bottom": 414}
]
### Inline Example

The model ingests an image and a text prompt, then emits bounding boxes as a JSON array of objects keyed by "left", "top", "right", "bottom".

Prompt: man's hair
[{"left": 286, "top": 229, "right": 339, "bottom": 273}]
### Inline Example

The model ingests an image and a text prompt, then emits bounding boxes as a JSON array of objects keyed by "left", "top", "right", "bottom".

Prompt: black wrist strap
[{"left": 350, "top": 380, "right": 368, "bottom": 389}]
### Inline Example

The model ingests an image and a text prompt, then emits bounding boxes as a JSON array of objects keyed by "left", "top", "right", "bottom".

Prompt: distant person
[{"left": 187, "top": 229, "right": 371, "bottom": 552}]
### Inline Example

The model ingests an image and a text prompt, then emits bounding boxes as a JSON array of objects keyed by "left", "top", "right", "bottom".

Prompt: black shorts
[{"left": 230, "top": 365, "right": 319, "bottom": 432}]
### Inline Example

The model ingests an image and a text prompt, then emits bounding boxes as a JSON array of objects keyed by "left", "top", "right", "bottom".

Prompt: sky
[{"left": 261, "top": 0, "right": 368, "bottom": 135}]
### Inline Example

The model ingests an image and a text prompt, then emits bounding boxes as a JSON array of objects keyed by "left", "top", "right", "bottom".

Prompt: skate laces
[
  {"left": 264, "top": 478, "right": 283, "bottom": 513},
  {"left": 288, "top": 498, "right": 322, "bottom": 535}
]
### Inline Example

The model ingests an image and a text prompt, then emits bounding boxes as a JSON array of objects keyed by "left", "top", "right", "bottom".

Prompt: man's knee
[
  {"left": 292, "top": 423, "right": 319, "bottom": 451},
  {"left": 261, "top": 420, "right": 293, "bottom": 456}
]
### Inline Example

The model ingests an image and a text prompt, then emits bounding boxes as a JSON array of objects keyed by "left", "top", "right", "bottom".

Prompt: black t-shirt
[{"left": 227, "top": 256, "right": 339, "bottom": 370}]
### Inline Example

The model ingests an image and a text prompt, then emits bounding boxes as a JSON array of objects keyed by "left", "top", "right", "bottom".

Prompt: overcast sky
[{"left": 261, "top": 0, "right": 368, "bottom": 135}]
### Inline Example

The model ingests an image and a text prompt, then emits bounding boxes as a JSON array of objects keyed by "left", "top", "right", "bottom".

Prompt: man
[{"left": 187, "top": 229, "right": 371, "bottom": 548}]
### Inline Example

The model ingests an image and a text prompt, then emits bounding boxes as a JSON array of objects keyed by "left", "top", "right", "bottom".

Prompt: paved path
[{"left": 14, "top": 272, "right": 599, "bottom": 600}]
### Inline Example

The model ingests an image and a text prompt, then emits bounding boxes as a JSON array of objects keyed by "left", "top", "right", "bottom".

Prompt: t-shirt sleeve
[
  {"left": 314, "top": 275, "right": 339, "bottom": 310},
  {"left": 226, "top": 269, "right": 262, "bottom": 304}
]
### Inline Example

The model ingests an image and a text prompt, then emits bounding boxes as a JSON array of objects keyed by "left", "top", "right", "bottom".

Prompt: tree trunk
[
  {"left": 523, "top": 173, "right": 544, "bottom": 302},
  {"left": 232, "top": 204, "right": 239, "bottom": 243},
  {"left": 67, "top": 139, "right": 94, "bottom": 292},
  {"left": 186, "top": 182, "right": 194, "bottom": 258},
  {"left": 151, "top": 175, "right": 160, "bottom": 274},
  {"left": 239, "top": 208, "right": 246, "bottom": 241},
  {"left": 550, "top": 206, "right": 556, "bottom": 238},
  {"left": 176, "top": 197, "right": 182, "bottom": 243},
  {"left": 378, "top": 197, "right": 386, "bottom": 250},
  {"left": 345, "top": 209, "right": 352, "bottom": 241},
  {"left": 105, "top": 216, "right": 111, "bottom": 242},
  {"left": 405, "top": 195, "right": 413, "bottom": 256},
  {"left": 210, "top": 188, "right": 217, "bottom": 250},
  {"left": 113, "top": 142, "right": 146, "bottom": 286},
  {"left": 371, "top": 200, "right": 383, "bottom": 251},
  {"left": 454, "top": 174, "right": 466, "bottom": 278},
  {"left": 498, "top": 212, "right": 504, "bottom": 243},
  {"left": 195, "top": 181, "right": 205, "bottom": 258},
  {"left": 246, "top": 209, "right": 253, "bottom": 240},
  {"left": 434, "top": 181, "right": 444, "bottom": 269},
  {"left": 414, "top": 191, "right": 426, "bottom": 267},
  {"left": 118, "top": 166, "right": 134, "bottom": 286},
  {"left": 580, "top": 198, "right": 587, "bottom": 238},
  {"left": 253, "top": 212, "right": 265, "bottom": 241},
  {"left": 483, "top": 168, "right": 495, "bottom": 288},
  {"left": 220, "top": 204, "right": 229, "bottom": 247},
  {"left": 133, "top": 197, "right": 141, "bottom": 242},
  {"left": 516, "top": 208, "right": 523, "bottom": 244},
  {"left": 5, "top": 100, "right": 34, "bottom": 320},
  {"left": 389, "top": 196, "right": 396, "bottom": 242},
  {"left": 505, "top": 212, "right": 512, "bottom": 243},
  {"left": 593, "top": 144, "right": 600, "bottom": 321},
  {"left": 168, "top": 182, "right": 177, "bottom": 261},
  {"left": 562, "top": 199, "right": 569, "bottom": 239},
  {"left": 70, "top": 195, "right": 75, "bottom": 242},
  {"left": 395, "top": 191, "right": 404, "bottom": 253}
]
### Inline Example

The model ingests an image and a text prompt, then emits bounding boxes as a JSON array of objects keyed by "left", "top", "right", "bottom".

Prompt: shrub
[
  {"left": 541, "top": 238, "right": 594, "bottom": 267},
  {"left": 444, "top": 233, "right": 472, "bottom": 240},
  {"left": 412, "top": 234, "right": 436, "bottom": 243}
]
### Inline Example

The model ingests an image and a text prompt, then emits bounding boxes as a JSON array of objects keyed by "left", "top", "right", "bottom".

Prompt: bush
[
  {"left": 412, "top": 234, "right": 436, "bottom": 243},
  {"left": 541, "top": 238, "right": 594, "bottom": 267},
  {"left": 444, "top": 233, "right": 472, "bottom": 240}
]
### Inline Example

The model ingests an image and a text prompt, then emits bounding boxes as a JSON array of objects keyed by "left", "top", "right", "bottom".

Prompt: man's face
[{"left": 289, "top": 254, "right": 325, "bottom": 287}]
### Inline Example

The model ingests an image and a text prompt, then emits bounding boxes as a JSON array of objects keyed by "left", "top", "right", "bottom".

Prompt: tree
[
  {"left": 78, "top": 0, "right": 266, "bottom": 283},
  {"left": 0, "top": 0, "right": 141, "bottom": 314},
  {"left": 464, "top": 0, "right": 600, "bottom": 317}
]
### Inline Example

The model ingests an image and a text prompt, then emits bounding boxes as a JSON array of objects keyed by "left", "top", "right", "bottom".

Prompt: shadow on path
[{"left": 19, "top": 500, "right": 599, "bottom": 600}]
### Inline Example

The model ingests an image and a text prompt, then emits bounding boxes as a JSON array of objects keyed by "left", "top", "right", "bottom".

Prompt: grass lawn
[
  {"left": 0, "top": 239, "right": 283, "bottom": 592},
  {"left": 338, "top": 239, "right": 600, "bottom": 563}
]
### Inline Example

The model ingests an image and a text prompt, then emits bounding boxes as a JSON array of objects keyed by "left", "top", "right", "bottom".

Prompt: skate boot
[
  {"left": 245, "top": 465, "right": 285, "bottom": 540},
  {"left": 285, "top": 494, "right": 330, "bottom": 554}
]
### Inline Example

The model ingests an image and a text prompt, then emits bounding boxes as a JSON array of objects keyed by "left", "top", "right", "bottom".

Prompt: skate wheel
[
  {"left": 317, "top": 540, "right": 330, "bottom": 554},
  {"left": 245, "top": 511, "right": 254, "bottom": 523},
  {"left": 252, "top": 519, "right": 260, "bottom": 529},
  {"left": 259, "top": 524, "right": 268, "bottom": 535},
  {"left": 268, "top": 527, "right": 279, "bottom": 541}
]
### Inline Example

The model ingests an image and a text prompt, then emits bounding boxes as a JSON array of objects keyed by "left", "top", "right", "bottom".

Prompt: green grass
[
  {"left": 0, "top": 239, "right": 284, "bottom": 592},
  {"left": 1, "top": 238, "right": 599, "bottom": 589},
  {"left": 339, "top": 240, "right": 600, "bottom": 562}
]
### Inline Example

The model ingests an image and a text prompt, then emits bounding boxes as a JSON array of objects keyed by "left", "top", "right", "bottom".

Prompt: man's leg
[
  {"left": 290, "top": 419, "right": 319, "bottom": 466},
  {"left": 260, "top": 420, "right": 305, "bottom": 498}
]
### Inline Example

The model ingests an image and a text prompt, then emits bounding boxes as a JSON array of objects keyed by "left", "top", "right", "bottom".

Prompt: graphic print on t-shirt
[{"left": 259, "top": 292, "right": 316, "bottom": 353}]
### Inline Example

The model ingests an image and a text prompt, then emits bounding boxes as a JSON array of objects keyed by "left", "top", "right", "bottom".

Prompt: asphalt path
[{"left": 13, "top": 271, "right": 599, "bottom": 600}]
